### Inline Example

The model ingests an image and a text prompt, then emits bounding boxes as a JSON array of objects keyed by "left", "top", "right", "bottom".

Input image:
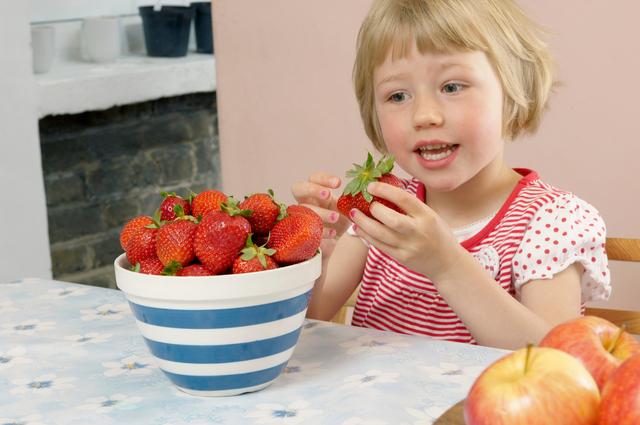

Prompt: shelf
[{"left": 35, "top": 53, "right": 216, "bottom": 118}]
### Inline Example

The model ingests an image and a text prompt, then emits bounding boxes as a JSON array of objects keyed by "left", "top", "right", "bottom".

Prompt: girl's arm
[
  {"left": 434, "top": 252, "right": 581, "bottom": 349},
  {"left": 306, "top": 233, "right": 369, "bottom": 321},
  {"left": 291, "top": 171, "right": 368, "bottom": 321}
]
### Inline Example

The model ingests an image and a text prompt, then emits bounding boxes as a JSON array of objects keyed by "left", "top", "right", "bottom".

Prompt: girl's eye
[
  {"left": 442, "top": 83, "right": 464, "bottom": 94},
  {"left": 388, "top": 92, "right": 408, "bottom": 103}
]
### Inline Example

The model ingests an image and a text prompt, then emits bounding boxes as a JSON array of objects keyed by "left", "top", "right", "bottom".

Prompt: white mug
[
  {"left": 82, "top": 16, "right": 121, "bottom": 63},
  {"left": 31, "top": 26, "right": 55, "bottom": 74}
]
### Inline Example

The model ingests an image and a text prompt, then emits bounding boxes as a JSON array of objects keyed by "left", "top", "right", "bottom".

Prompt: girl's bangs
[{"left": 370, "top": 3, "right": 489, "bottom": 67}]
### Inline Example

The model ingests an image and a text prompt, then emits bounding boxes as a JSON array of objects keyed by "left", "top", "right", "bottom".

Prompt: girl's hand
[
  {"left": 350, "top": 182, "right": 467, "bottom": 281},
  {"left": 291, "top": 172, "right": 351, "bottom": 257}
]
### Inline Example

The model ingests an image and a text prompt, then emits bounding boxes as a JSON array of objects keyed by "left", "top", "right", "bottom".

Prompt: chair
[
  {"left": 331, "top": 238, "right": 640, "bottom": 333},
  {"left": 585, "top": 237, "right": 640, "bottom": 335}
]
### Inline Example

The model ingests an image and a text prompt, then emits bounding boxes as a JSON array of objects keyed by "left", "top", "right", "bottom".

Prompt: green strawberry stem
[
  {"left": 160, "top": 191, "right": 178, "bottom": 199},
  {"left": 343, "top": 152, "right": 395, "bottom": 202},
  {"left": 173, "top": 204, "right": 199, "bottom": 223},
  {"left": 162, "top": 260, "right": 182, "bottom": 276},
  {"left": 240, "top": 234, "right": 276, "bottom": 269},
  {"left": 221, "top": 196, "right": 253, "bottom": 217},
  {"left": 144, "top": 210, "right": 164, "bottom": 229}
]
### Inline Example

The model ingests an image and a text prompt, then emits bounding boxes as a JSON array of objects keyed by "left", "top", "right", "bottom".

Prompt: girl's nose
[{"left": 412, "top": 95, "right": 444, "bottom": 129}]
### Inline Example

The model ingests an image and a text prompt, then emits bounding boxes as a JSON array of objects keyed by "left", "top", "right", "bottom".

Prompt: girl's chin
[{"left": 415, "top": 171, "right": 465, "bottom": 193}]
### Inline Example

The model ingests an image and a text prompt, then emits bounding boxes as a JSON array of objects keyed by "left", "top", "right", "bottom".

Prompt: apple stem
[
  {"left": 524, "top": 343, "right": 533, "bottom": 374},
  {"left": 607, "top": 324, "right": 626, "bottom": 354}
]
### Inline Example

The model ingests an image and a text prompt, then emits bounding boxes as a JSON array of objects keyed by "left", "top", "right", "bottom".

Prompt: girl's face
[{"left": 373, "top": 42, "right": 505, "bottom": 192}]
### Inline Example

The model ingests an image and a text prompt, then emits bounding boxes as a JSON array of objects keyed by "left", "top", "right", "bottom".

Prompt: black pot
[
  {"left": 139, "top": 6, "right": 193, "bottom": 57},
  {"left": 191, "top": 2, "right": 213, "bottom": 54}
]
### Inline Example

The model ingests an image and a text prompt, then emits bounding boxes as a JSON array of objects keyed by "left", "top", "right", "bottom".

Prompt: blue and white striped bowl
[{"left": 114, "top": 252, "right": 321, "bottom": 396}]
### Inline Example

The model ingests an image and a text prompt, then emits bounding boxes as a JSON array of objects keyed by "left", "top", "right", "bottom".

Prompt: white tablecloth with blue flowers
[{"left": 0, "top": 278, "right": 509, "bottom": 425}]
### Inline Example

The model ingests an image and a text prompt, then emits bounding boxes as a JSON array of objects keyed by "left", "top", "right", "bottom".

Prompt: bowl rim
[{"left": 114, "top": 251, "right": 322, "bottom": 301}]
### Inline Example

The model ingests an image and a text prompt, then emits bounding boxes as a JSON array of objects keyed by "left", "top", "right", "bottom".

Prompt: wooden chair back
[
  {"left": 331, "top": 238, "right": 640, "bottom": 332},
  {"left": 585, "top": 237, "right": 640, "bottom": 335}
]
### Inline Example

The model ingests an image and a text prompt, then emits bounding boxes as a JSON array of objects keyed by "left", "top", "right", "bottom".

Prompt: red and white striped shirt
[{"left": 350, "top": 169, "right": 610, "bottom": 344}]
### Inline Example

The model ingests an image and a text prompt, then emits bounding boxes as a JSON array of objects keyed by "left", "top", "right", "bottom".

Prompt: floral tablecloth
[{"left": 0, "top": 278, "right": 508, "bottom": 425}]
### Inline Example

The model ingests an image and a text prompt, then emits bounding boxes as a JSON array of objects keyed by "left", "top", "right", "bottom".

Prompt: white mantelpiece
[
  {"left": 33, "top": 15, "right": 216, "bottom": 118},
  {"left": 36, "top": 53, "right": 216, "bottom": 117}
]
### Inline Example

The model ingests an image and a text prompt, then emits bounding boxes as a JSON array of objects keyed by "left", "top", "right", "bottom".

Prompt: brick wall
[{"left": 39, "top": 92, "right": 220, "bottom": 288}]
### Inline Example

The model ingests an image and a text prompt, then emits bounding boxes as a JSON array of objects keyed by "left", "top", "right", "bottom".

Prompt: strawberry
[
  {"left": 267, "top": 206, "right": 322, "bottom": 264},
  {"left": 239, "top": 189, "right": 286, "bottom": 235},
  {"left": 132, "top": 257, "right": 164, "bottom": 275},
  {"left": 162, "top": 261, "right": 213, "bottom": 276},
  {"left": 194, "top": 198, "right": 252, "bottom": 275},
  {"left": 125, "top": 223, "right": 160, "bottom": 266},
  {"left": 191, "top": 189, "right": 228, "bottom": 220},
  {"left": 232, "top": 234, "right": 278, "bottom": 274},
  {"left": 155, "top": 217, "right": 198, "bottom": 267},
  {"left": 120, "top": 215, "right": 154, "bottom": 251},
  {"left": 337, "top": 153, "right": 405, "bottom": 219},
  {"left": 159, "top": 191, "right": 191, "bottom": 221},
  {"left": 177, "top": 264, "right": 214, "bottom": 276},
  {"left": 286, "top": 204, "right": 323, "bottom": 226}
]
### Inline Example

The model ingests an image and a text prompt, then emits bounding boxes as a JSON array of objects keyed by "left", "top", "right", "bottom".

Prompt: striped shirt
[{"left": 350, "top": 169, "right": 610, "bottom": 344}]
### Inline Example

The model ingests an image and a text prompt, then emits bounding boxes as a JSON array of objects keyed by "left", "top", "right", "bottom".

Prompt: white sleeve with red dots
[{"left": 512, "top": 194, "right": 611, "bottom": 302}]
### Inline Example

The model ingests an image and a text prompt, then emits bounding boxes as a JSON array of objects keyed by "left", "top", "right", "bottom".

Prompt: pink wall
[{"left": 212, "top": 0, "right": 639, "bottom": 310}]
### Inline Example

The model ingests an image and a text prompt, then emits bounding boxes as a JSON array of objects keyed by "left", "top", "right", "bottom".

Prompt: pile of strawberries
[{"left": 119, "top": 189, "right": 323, "bottom": 276}]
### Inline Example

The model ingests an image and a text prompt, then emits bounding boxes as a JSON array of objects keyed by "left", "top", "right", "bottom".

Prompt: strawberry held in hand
[
  {"left": 337, "top": 153, "right": 405, "bottom": 219},
  {"left": 194, "top": 198, "right": 252, "bottom": 275}
]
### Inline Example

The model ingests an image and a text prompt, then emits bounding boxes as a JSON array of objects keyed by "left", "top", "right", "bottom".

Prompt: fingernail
[
  {"left": 330, "top": 212, "right": 339, "bottom": 222},
  {"left": 320, "top": 190, "right": 329, "bottom": 199},
  {"left": 367, "top": 183, "right": 376, "bottom": 193},
  {"left": 353, "top": 224, "right": 358, "bottom": 231},
  {"left": 349, "top": 209, "right": 357, "bottom": 219},
  {"left": 331, "top": 177, "right": 340, "bottom": 186}
]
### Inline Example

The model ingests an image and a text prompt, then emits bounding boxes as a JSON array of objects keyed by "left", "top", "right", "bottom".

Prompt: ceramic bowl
[{"left": 114, "top": 252, "right": 321, "bottom": 396}]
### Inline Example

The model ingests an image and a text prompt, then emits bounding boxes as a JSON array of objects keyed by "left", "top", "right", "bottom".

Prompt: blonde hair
[{"left": 353, "top": 0, "right": 557, "bottom": 152}]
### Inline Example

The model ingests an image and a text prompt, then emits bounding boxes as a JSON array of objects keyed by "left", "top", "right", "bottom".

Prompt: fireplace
[{"left": 39, "top": 92, "right": 220, "bottom": 288}]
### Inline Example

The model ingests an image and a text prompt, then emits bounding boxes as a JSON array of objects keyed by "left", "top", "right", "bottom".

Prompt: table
[{"left": 0, "top": 278, "right": 508, "bottom": 424}]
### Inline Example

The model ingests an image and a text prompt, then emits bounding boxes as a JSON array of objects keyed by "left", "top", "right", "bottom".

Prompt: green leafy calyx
[
  {"left": 240, "top": 234, "right": 276, "bottom": 269},
  {"left": 342, "top": 152, "right": 395, "bottom": 202}
]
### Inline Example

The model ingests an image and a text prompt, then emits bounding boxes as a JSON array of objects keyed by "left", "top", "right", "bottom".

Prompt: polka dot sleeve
[{"left": 512, "top": 194, "right": 611, "bottom": 302}]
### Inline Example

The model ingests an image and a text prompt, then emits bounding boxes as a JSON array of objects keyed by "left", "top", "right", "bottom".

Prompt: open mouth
[{"left": 416, "top": 143, "right": 459, "bottom": 161}]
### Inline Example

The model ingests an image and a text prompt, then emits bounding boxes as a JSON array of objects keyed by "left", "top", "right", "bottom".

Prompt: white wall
[{"left": 0, "top": 2, "right": 52, "bottom": 281}]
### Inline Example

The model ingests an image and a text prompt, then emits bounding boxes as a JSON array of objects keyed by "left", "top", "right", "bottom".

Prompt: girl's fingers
[
  {"left": 369, "top": 201, "right": 413, "bottom": 235},
  {"left": 292, "top": 181, "right": 334, "bottom": 207},
  {"left": 353, "top": 221, "right": 398, "bottom": 258},
  {"left": 367, "top": 182, "right": 427, "bottom": 217},
  {"left": 351, "top": 209, "right": 399, "bottom": 247},
  {"left": 323, "top": 227, "right": 337, "bottom": 239},
  {"left": 300, "top": 203, "right": 341, "bottom": 226},
  {"left": 309, "top": 172, "right": 341, "bottom": 189}
]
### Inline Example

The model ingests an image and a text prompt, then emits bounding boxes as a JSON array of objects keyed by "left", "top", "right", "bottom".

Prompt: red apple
[
  {"left": 598, "top": 353, "right": 640, "bottom": 425},
  {"left": 539, "top": 316, "right": 640, "bottom": 391},
  {"left": 465, "top": 345, "right": 600, "bottom": 425}
]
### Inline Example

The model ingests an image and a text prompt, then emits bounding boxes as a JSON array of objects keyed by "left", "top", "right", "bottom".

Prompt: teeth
[
  {"left": 420, "top": 147, "right": 455, "bottom": 161},
  {"left": 420, "top": 144, "right": 452, "bottom": 151}
]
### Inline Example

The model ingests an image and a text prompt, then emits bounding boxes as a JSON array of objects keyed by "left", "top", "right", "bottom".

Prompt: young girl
[{"left": 292, "top": 0, "right": 610, "bottom": 350}]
